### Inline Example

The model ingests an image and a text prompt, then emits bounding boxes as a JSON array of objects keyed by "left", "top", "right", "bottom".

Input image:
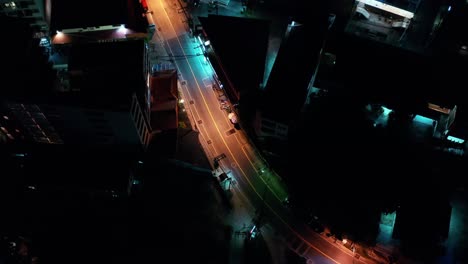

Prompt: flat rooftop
[
  {"left": 262, "top": 21, "right": 328, "bottom": 122},
  {"left": 50, "top": 0, "right": 129, "bottom": 31},
  {"left": 199, "top": 15, "right": 270, "bottom": 96},
  {"left": 66, "top": 39, "right": 146, "bottom": 108}
]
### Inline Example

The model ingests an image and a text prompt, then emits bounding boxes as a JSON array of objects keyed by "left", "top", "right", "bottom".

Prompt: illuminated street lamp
[{"left": 118, "top": 24, "right": 127, "bottom": 33}]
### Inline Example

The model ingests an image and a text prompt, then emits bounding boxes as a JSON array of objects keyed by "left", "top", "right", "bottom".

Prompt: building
[
  {"left": 343, "top": 0, "right": 451, "bottom": 53},
  {"left": 392, "top": 197, "right": 452, "bottom": 259},
  {"left": 61, "top": 39, "right": 151, "bottom": 150},
  {"left": 0, "top": 15, "right": 54, "bottom": 97},
  {"left": 150, "top": 63, "right": 179, "bottom": 133},
  {"left": 0, "top": 0, "right": 153, "bottom": 151},
  {"left": 0, "top": 39, "right": 152, "bottom": 153},
  {"left": 197, "top": 15, "right": 270, "bottom": 105},
  {"left": 345, "top": 0, "right": 417, "bottom": 45},
  {"left": 45, "top": 0, "right": 150, "bottom": 92},
  {"left": 254, "top": 18, "right": 329, "bottom": 142},
  {"left": 426, "top": 0, "right": 468, "bottom": 55},
  {"left": 46, "top": 0, "right": 146, "bottom": 33},
  {"left": 145, "top": 63, "right": 181, "bottom": 158},
  {"left": 0, "top": 0, "right": 48, "bottom": 37},
  {"left": 2, "top": 0, "right": 154, "bottom": 151},
  {"left": 47, "top": 0, "right": 149, "bottom": 46}
]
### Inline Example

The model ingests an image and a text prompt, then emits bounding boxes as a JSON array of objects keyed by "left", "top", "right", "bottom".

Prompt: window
[{"left": 4, "top": 2, "right": 17, "bottom": 10}]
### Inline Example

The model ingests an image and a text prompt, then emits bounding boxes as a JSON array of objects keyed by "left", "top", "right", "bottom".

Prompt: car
[{"left": 228, "top": 113, "right": 238, "bottom": 124}]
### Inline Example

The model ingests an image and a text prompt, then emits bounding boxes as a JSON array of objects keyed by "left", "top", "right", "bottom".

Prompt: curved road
[{"left": 147, "top": 0, "right": 370, "bottom": 263}]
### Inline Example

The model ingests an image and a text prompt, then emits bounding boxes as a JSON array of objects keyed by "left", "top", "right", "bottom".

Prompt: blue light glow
[
  {"left": 382, "top": 106, "right": 392, "bottom": 116},
  {"left": 447, "top": 136, "right": 464, "bottom": 144},
  {"left": 413, "top": 115, "right": 434, "bottom": 126}
]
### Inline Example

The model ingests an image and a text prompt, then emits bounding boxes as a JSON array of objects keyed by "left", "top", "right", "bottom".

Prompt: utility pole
[{"left": 176, "top": 0, "right": 194, "bottom": 33}]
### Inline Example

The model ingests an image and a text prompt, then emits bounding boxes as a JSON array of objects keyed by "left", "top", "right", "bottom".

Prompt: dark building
[
  {"left": 426, "top": 0, "right": 468, "bottom": 106},
  {"left": 198, "top": 15, "right": 270, "bottom": 105},
  {"left": 46, "top": 0, "right": 146, "bottom": 33},
  {"left": 426, "top": 0, "right": 468, "bottom": 55},
  {"left": 254, "top": 19, "right": 329, "bottom": 142},
  {"left": 0, "top": 16, "right": 55, "bottom": 145},
  {"left": 392, "top": 198, "right": 452, "bottom": 259},
  {"left": 150, "top": 63, "right": 179, "bottom": 133},
  {"left": 343, "top": 0, "right": 445, "bottom": 52},
  {"left": 0, "top": 0, "right": 49, "bottom": 37},
  {"left": 148, "top": 63, "right": 180, "bottom": 158},
  {"left": 1, "top": 0, "right": 153, "bottom": 152},
  {"left": 47, "top": 0, "right": 149, "bottom": 46},
  {"left": 0, "top": 39, "right": 152, "bottom": 152}
]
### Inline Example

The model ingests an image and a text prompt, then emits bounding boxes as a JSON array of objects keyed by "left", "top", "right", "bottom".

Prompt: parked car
[{"left": 228, "top": 113, "right": 238, "bottom": 124}]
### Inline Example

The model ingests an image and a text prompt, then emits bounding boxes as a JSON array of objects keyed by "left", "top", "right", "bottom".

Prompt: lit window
[{"left": 4, "top": 2, "right": 17, "bottom": 10}]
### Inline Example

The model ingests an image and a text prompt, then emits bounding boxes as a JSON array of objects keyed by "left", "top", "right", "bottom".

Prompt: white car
[{"left": 228, "top": 113, "right": 238, "bottom": 124}]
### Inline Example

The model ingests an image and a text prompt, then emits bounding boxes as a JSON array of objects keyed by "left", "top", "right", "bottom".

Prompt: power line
[{"left": 155, "top": 54, "right": 202, "bottom": 57}]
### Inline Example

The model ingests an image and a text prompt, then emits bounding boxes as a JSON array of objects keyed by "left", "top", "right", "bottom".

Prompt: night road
[{"left": 147, "top": 0, "right": 369, "bottom": 263}]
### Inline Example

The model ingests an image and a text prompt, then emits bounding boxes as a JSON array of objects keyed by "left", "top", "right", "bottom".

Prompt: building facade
[{"left": 0, "top": 0, "right": 48, "bottom": 37}]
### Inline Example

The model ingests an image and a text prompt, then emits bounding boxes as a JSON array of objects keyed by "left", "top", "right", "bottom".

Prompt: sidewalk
[
  {"left": 224, "top": 186, "right": 286, "bottom": 264},
  {"left": 317, "top": 227, "right": 384, "bottom": 264}
]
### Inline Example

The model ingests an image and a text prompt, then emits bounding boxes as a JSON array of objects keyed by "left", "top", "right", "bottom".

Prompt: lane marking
[{"left": 157, "top": 1, "right": 360, "bottom": 263}]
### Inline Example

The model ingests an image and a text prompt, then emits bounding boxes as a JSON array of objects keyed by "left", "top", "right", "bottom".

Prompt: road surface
[{"left": 146, "top": 0, "right": 372, "bottom": 263}]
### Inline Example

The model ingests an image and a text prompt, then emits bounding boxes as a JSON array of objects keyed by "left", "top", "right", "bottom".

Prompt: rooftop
[
  {"left": 199, "top": 15, "right": 270, "bottom": 96},
  {"left": 66, "top": 39, "right": 147, "bottom": 109},
  {"left": 0, "top": 16, "right": 53, "bottom": 98},
  {"left": 50, "top": 0, "right": 129, "bottom": 32},
  {"left": 336, "top": 33, "right": 436, "bottom": 110},
  {"left": 262, "top": 20, "right": 329, "bottom": 122}
]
